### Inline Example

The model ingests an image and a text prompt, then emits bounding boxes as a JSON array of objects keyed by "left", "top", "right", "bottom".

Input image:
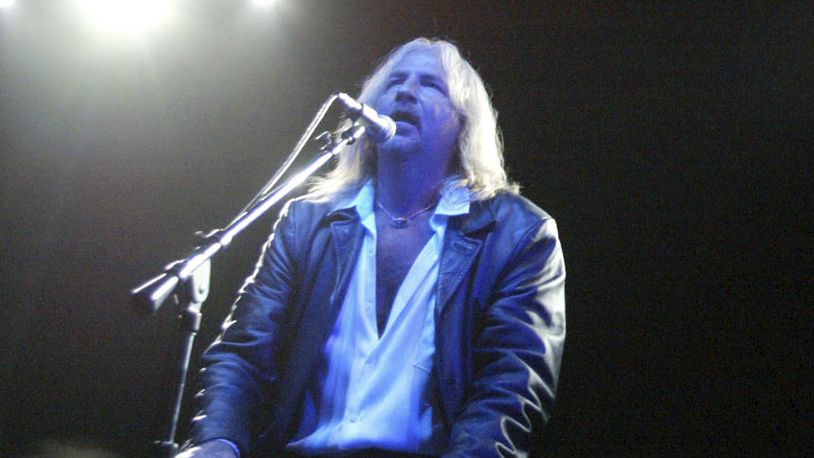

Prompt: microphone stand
[{"left": 130, "top": 124, "right": 366, "bottom": 457}]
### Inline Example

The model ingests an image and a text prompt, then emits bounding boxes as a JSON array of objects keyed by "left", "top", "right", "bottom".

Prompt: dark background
[{"left": 1, "top": 1, "right": 809, "bottom": 456}]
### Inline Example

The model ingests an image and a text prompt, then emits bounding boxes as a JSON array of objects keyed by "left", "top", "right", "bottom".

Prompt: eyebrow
[{"left": 387, "top": 71, "right": 449, "bottom": 90}]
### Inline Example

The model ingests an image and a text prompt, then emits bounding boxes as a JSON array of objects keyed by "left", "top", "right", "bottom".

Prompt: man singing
[{"left": 179, "top": 37, "right": 565, "bottom": 458}]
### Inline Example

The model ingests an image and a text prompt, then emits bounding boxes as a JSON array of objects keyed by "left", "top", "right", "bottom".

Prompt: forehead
[{"left": 388, "top": 49, "right": 447, "bottom": 79}]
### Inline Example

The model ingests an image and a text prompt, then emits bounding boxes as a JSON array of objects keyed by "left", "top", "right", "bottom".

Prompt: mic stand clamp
[{"left": 153, "top": 259, "right": 210, "bottom": 458}]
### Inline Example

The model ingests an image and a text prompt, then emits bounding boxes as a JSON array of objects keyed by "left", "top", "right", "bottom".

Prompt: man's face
[{"left": 375, "top": 49, "right": 461, "bottom": 167}]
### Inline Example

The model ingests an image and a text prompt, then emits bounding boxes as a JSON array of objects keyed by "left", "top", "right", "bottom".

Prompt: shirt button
[{"left": 349, "top": 416, "right": 358, "bottom": 423}]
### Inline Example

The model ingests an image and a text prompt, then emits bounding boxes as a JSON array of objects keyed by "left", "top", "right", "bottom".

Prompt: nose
[{"left": 395, "top": 78, "right": 418, "bottom": 103}]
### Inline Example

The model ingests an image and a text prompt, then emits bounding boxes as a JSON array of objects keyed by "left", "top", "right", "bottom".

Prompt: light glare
[
  {"left": 74, "top": 0, "right": 173, "bottom": 40},
  {"left": 0, "top": 0, "right": 16, "bottom": 9}
]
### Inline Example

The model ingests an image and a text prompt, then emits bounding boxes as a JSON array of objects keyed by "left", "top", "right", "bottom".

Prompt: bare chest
[{"left": 375, "top": 213, "right": 434, "bottom": 330}]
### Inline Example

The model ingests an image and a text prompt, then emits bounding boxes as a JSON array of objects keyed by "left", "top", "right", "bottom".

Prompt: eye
[
  {"left": 423, "top": 78, "right": 447, "bottom": 94},
  {"left": 386, "top": 75, "right": 406, "bottom": 89}
]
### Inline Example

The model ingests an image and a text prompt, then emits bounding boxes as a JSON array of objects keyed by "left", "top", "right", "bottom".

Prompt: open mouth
[{"left": 390, "top": 110, "right": 420, "bottom": 128}]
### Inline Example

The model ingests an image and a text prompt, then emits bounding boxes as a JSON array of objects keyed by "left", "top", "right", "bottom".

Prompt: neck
[{"left": 375, "top": 158, "right": 448, "bottom": 215}]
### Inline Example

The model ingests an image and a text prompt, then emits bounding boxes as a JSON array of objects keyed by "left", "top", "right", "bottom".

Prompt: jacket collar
[
  {"left": 322, "top": 181, "right": 371, "bottom": 225},
  {"left": 323, "top": 207, "right": 358, "bottom": 225},
  {"left": 321, "top": 179, "right": 480, "bottom": 225},
  {"left": 320, "top": 185, "right": 497, "bottom": 236},
  {"left": 453, "top": 198, "right": 495, "bottom": 234}
]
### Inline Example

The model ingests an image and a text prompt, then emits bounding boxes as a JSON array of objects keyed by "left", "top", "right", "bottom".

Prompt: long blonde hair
[{"left": 309, "top": 37, "right": 518, "bottom": 202}]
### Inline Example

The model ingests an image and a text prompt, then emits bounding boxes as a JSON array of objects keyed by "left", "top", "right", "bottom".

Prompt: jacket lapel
[
  {"left": 328, "top": 209, "right": 364, "bottom": 307},
  {"left": 258, "top": 207, "right": 365, "bottom": 450},
  {"left": 436, "top": 200, "right": 494, "bottom": 316},
  {"left": 289, "top": 208, "right": 364, "bottom": 383}
]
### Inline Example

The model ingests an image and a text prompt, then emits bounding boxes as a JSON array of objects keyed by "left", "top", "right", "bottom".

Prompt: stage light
[
  {"left": 0, "top": 0, "right": 16, "bottom": 9},
  {"left": 253, "top": 0, "right": 277, "bottom": 6},
  {"left": 73, "top": 0, "right": 174, "bottom": 40}
]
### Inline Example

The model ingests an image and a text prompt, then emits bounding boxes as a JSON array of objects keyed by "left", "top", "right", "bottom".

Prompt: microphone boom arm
[
  {"left": 130, "top": 124, "right": 366, "bottom": 315},
  {"left": 129, "top": 94, "right": 368, "bottom": 457}
]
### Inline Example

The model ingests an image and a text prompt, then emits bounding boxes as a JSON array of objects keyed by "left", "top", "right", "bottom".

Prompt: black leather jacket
[{"left": 188, "top": 191, "right": 566, "bottom": 457}]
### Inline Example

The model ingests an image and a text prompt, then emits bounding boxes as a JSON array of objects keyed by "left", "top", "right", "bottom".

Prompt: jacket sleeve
[
  {"left": 185, "top": 201, "right": 300, "bottom": 455},
  {"left": 445, "top": 217, "right": 566, "bottom": 458}
]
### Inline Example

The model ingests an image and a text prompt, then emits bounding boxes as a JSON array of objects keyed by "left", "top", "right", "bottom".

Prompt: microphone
[{"left": 336, "top": 92, "right": 396, "bottom": 143}]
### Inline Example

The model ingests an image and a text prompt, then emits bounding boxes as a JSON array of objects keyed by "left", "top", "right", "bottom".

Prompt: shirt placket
[{"left": 344, "top": 218, "right": 377, "bottom": 426}]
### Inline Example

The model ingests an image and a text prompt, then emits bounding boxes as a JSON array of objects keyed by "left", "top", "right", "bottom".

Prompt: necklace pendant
[{"left": 391, "top": 218, "right": 409, "bottom": 228}]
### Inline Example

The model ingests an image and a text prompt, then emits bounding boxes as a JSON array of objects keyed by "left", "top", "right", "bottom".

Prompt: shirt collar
[
  {"left": 435, "top": 184, "right": 470, "bottom": 218},
  {"left": 332, "top": 179, "right": 471, "bottom": 223},
  {"left": 332, "top": 180, "right": 374, "bottom": 220}
]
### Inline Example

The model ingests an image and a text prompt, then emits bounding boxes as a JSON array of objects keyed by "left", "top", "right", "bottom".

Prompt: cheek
[
  {"left": 429, "top": 103, "right": 459, "bottom": 128},
  {"left": 439, "top": 108, "right": 461, "bottom": 138},
  {"left": 372, "top": 93, "right": 389, "bottom": 112}
]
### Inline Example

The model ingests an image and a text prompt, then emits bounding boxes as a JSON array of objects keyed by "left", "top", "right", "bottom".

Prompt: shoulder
[
  {"left": 463, "top": 192, "right": 561, "bottom": 256},
  {"left": 477, "top": 191, "right": 555, "bottom": 227},
  {"left": 280, "top": 194, "right": 347, "bottom": 222}
]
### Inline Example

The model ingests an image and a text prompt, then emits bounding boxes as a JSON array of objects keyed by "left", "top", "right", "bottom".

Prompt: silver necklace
[{"left": 376, "top": 200, "right": 437, "bottom": 229}]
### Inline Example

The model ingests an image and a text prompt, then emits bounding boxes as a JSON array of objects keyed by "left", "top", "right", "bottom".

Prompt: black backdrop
[{"left": 1, "top": 2, "right": 809, "bottom": 456}]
